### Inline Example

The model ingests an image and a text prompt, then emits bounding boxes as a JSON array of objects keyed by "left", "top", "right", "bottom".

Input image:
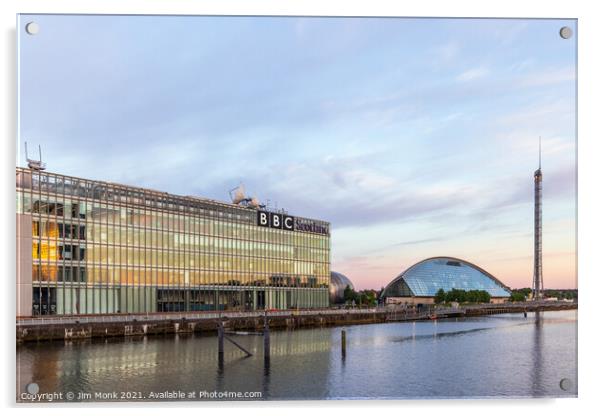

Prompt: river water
[{"left": 17, "top": 310, "right": 577, "bottom": 401}]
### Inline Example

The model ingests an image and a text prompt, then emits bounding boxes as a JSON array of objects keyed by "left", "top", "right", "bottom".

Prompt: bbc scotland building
[{"left": 16, "top": 167, "right": 330, "bottom": 317}]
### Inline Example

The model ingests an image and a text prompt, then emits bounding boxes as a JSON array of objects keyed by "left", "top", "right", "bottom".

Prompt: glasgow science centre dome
[
  {"left": 329, "top": 271, "right": 355, "bottom": 304},
  {"left": 380, "top": 257, "right": 511, "bottom": 304}
]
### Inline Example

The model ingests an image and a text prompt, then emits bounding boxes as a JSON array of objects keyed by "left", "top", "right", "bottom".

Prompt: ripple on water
[{"left": 16, "top": 310, "right": 577, "bottom": 400}]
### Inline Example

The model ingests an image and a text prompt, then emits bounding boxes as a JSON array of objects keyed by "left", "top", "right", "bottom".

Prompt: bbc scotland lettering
[{"left": 256, "top": 210, "right": 329, "bottom": 235}]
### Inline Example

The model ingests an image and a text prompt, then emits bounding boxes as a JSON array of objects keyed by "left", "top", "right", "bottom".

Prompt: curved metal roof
[
  {"left": 381, "top": 256, "right": 511, "bottom": 298},
  {"left": 330, "top": 271, "right": 355, "bottom": 304}
]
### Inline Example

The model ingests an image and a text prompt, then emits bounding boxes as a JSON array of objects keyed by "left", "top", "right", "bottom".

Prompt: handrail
[
  {"left": 16, "top": 307, "right": 383, "bottom": 326},
  {"left": 15, "top": 301, "right": 576, "bottom": 326}
]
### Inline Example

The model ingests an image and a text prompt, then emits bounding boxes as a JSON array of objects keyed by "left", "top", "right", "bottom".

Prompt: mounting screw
[
  {"left": 25, "top": 22, "right": 39, "bottom": 35},
  {"left": 559, "top": 26, "right": 572, "bottom": 39},
  {"left": 26, "top": 382, "right": 39, "bottom": 394},
  {"left": 559, "top": 378, "right": 573, "bottom": 391}
]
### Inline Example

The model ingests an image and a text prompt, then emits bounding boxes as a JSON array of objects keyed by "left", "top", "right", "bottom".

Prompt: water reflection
[
  {"left": 17, "top": 310, "right": 577, "bottom": 401},
  {"left": 531, "top": 311, "right": 544, "bottom": 397},
  {"left": 262, "top": 351, "right": 270, "bottom": 398}
]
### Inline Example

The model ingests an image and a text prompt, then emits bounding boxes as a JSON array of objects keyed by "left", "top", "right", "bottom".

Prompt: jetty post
[
  {"left": 263, "top": 311, "right": 270, "bottom": 362},
  {"left": 217, "top": 321, "right": 224, "bottom": 362}
]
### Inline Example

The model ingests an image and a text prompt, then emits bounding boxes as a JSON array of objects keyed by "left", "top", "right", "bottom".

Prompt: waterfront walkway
[
  {"left": 16, "top": 307, "right": 382, "bottom": 326},
  {"left": 384, "top": 301, "right": 576, "bottom": 321},
  {"left": 16, "top": 300, "right": 576, "bottom": 327}
]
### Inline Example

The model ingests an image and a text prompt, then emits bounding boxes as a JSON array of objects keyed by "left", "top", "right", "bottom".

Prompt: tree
[
  {"left": 343, "top": 285, "right": 355, "bottom": 303},
  {"left": 439, "top": 288, "right": 490, "bottom": 304},
  {"left": 362, "top": 290, "right": 378, "bottom": 306},
  {"left": 434, "top": 288, "right": 446, "bottom": 304},
  {"left": 446, "top": 288, "right": 466, "bottom": 303},
  {"left": 509, "top": 290, "right": 526, "bottom": 302},
  {"left": 515, "top": 288, "right": 532, "bottom": 299}
]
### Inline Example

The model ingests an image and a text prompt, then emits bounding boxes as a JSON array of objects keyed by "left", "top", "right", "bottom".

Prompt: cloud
[
  {"left": 508, "top": 58, "right": 536, "bottom": 73},
  {"left": 19, "top": 16, "right": 577, "bottom": 291},
  {"left": 490, "top": 20, "right": 530, "bottom": 46},
  {"left": 353, "top": 236, "right": 450, "bottom": 258},
  {"left": 248, "top": 159, "right": 487, "bottom": 229},
  {"left": 392, "top": 237, "right": 446, "bottom": 246},
  {"left": 494, "top": 101, "right": 575, "bottom": 128},
  {"left": 456, "top": 66, "right": 490, "bottom": 82},
  {"left": 434, "top": 41, "right": 460, "bottom": 63},
  {"left": 486, "top": 164, "right": 574, "bottom": 208},
  {"left": 516, "top": 67, "right": 575, "bottom": 88}
]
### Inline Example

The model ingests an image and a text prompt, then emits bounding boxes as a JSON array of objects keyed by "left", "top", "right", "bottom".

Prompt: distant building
[
  {"left": 329, "top": 271, "right": 354, "bottom": 304},
  {"left": 380, "top": 257, "right": 511, "bottom": 305}
]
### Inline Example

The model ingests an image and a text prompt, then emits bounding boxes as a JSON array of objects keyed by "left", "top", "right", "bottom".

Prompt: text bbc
[{"left": 257, "top": 211, "right": 294, "bottom": 231}]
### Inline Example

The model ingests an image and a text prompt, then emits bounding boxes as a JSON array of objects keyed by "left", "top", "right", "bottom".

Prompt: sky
[{"left": 17, "top": 15, "right": 577, "bottom": 290}]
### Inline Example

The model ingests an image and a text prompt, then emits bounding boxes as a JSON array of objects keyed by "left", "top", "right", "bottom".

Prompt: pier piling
[
  {"left": 263, "top": 312, "right": 270, "bottom": 362},
  {"left": 341, "top": 329, "right": 347, "bottom": 357},
  {"left": 217, "top": 321, "right": 224, "bottom": 362}
]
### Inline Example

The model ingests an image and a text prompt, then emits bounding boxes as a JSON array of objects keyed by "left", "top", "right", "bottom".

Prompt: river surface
[{"left": 17, "top": 310, "right": 577, "bottom": 401}]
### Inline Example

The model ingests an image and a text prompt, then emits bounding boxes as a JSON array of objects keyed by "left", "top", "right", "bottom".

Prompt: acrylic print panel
[{"left": 16, "top": 15, "right": 577, "bottom": 402}]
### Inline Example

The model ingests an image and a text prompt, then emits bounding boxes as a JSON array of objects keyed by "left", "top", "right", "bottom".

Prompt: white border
[{"left": 2, "top": 1, "right": 600, "bottom": 415}]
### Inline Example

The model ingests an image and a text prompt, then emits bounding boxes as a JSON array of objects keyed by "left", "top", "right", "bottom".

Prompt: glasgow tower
[{"left": 532, "top": 137, "right": 544, "bottom": 300}]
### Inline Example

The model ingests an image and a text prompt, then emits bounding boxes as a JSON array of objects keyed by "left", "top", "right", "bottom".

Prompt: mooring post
[
  {"left": 524, "top": 308, "right": 527, "bottom": 318},
  {"left": 341, "top": 329, "right": 347, "bottom": 358},
  {"left": 218, "top": 321, "right": 224, "bottom": 361},
  {"left": 263, "top": 311, "right": 270, "bottom": 362}
]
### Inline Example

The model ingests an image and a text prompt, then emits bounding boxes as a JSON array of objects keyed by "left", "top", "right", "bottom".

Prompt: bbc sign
[
  {"left": 257, "top": 211, "right": 295, "bottom": 231},
  {"left": 257, "top": 210, "right": 330, "bottom": 235}
]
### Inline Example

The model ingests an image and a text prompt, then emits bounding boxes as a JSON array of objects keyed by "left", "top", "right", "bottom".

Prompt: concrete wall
[
  {"left": 16, "top": 310, "right": 388, "bottom": 342},
  {"left": 16, "top": 213, "right": 32, "bottom": 317}
]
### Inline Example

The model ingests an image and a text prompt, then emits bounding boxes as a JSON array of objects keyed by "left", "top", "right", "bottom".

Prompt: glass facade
[
  {"left": 16, "top": 168, "right": 330, "bottom": 316},
  {"left": 329, "top": 271, "right": 354, "bottom": 304},
  {"left": 382, "top": 257, "right": 511, "bottom": 298}
]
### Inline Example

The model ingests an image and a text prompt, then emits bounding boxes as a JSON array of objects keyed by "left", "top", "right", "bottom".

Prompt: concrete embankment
[
  {"left": 17, "top": 310, "right": 385, "bottom": 343},
  {"left": 16, "top": 302, "right": 577, "bottom": 343}
]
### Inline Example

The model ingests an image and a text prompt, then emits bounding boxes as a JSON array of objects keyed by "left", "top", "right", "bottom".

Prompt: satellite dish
[
  {"left": 25, "top": 141, "right": 46, "bottom": 171},
  {"left": 228, "top": 183, "right": 266, "bottom": 209},
  {"left": 229, "top": 184, "right": 247, "bottom": 204}
]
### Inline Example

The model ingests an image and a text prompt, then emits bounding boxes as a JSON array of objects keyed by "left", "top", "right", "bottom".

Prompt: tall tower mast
[{"left": 532, "top": 136, "right": 544, "bottom": 300}]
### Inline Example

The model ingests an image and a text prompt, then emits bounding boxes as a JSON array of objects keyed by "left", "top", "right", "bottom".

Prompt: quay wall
[
  {"left": 17, "top": 311, "right": 385, "bottom": 343},
  {"left": 16, "top": 302, "right": 577, "bottom": 343}
]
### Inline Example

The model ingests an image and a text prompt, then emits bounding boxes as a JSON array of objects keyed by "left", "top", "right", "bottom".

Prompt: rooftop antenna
[
  {"left": 538, "top": 135, "right": 542, "bottom": 170},
  {"left": 24, "top": 141, "right": 46, "bottom": 171}
]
